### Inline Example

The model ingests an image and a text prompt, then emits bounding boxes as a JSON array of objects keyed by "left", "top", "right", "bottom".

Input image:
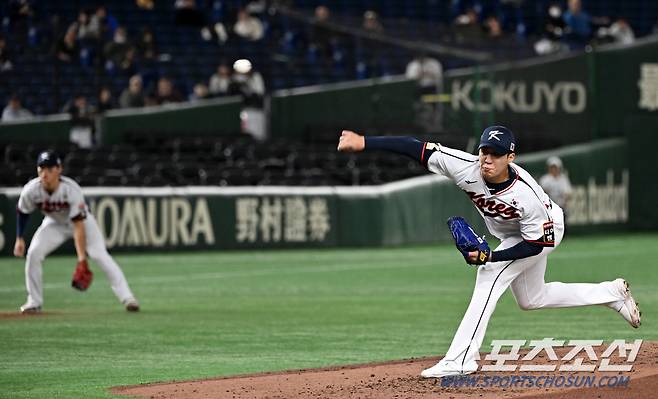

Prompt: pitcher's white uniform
[
  {"left": 18, "top": 176, "right": 136, "bottom": 308},
  {"left": 424, "top": 143, "right": 627, "bottom": 371}
]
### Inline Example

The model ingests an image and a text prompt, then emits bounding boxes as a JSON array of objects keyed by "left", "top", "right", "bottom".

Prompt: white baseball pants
[
  {"left": 24, "top": 214, "right": 136, "bottom": 307},
  {"left": 442, "top": 207, "right": 626, "bottom": 367}
]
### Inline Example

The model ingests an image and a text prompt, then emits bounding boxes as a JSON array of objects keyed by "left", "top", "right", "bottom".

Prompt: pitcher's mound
[{"left": 112, "top": 340, "right": 658, "bottom": 398}]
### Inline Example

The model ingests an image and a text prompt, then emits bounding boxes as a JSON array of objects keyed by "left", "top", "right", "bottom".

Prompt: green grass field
[{"left": 1, "top": 233, "right": 656, "bottom": 398}]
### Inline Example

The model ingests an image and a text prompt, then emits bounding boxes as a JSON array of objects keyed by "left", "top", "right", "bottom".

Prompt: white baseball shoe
[
  {"left": 20, "top": 302, "right": 42, "bottom": 314},
  {"left": 420, "top": 358, "right": 478, "bottom": 378},
  {"left": 123, "top": 298, "right": 140, "bottom": 312},
  {"left": 610, "top": 278, "right": 641, "bottom": 328}
]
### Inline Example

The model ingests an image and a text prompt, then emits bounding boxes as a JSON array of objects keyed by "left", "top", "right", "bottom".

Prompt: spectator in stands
[
  {"left": 9, "top": 0, "right": 34, "bottom": 22},
  {"left": 119, "top": 75, "right": 146, "bottom": 108},
  {"left": 63, "top": 94, "right": 96, "bottom": 122},
  {"left": 231, "top": 59, "right": 265, "bottom": 105},
  {"left": 563, "top": 0, "right": 591, "bottom": 41},
  {"left": 8, "top": 0, "right": 34, "bottom": 36},
  {"left": 405, "top": 54, "right": 442, "bottom": 95},
  {"left": 175, "top": 0, "right": 205, "bottom": 27},
  {"left": 97, "top": 86, "right": 116, "bottom": 113},
  {"left": 245, "top": 0, "right": 267, "bottom": 15},
  {"left": 544, "top": 3, "right": 566, "bottom": 41},
  {"left": 74, "top": 9, "right": 97, "bottom": 41},
  {"left": 154, "top": 76, "right": 184, "bottom": 105},
  {"left": 189, "top": 83, "right": 210, "bottom": 102},
  {"left": 89, "top": 5, "right": 119, "bottom": 39},
  {"left": 232, "top": 59, "right": 266, "bottom": 140},
  {"left": 136, "top": 27, "right": 158, "bottom": 61},
  {"left": 119, "top": 46, "right": 138, "bottom": 74},
  {"left": 406, "top": 53, "right": 444, "bottom": 130},
  {"left": 55, "top": 26, "right": 79, "bottom": 63},
  {"left": 137, "top": 0, "right": 154, "bottom": 10},
  {"left": 103, "top": 26, "right": 132, "bottom": 70},
  {"left": 454, "top": 7, "right": 478, "bottom": 26},
  {"left": 201, "top": 21, "right": 228, "bottom": 44},
  {"left": 359, "top": 10, "right": 386, "bottom": 78},
  {"left": 2, "top": 95, "right": 33, "bottom": 122},
  {"left": 309, "top": 5, "right": 337, "bottom": 64},
  {"left": 233, "top": 8, "right": 264, "bottom": 41},
  {"left": 539, "top": 156, "right": 572, "bottom": 212},
  {"left": 453, "top": 7, "right": 482, "bottom": 43},
  {"left": 200, "top": 0, "right": 230, "bottom": 44},
  {"left": 209, "top": 63, "right": 232, "bottom": 97},
  {"left": 0, "top": 35, "right": 13, "bottom": 72},
  {"left": 362, "top": 10, "right": 384, "bottom": 34},
  {"left": 534, "top": 3, "right": 569, "bottom": 55},
  {"left": 543, "top": 3, "right": 567, "bottom": 41},
  {"left": 484, "top": 15, "right": 504, "bottom": 40},
  {"left": 596, "top": 17, "right": 635, "bottom": 45},
  {"left": 63, "top": 94, "right": 96, "bottom": 148}
]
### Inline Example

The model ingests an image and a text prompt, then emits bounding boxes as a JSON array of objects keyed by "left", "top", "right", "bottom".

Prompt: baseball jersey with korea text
[
  {"left": 18, "top": 176, "right": 88, "bottom": 224},
  {"left": 17, "top": 174, "right": 137, "bottom": 310},
  {"left": 415, "top": 141, "right": 631, "bottom": 375},
  {"left": 422, "top": 143, "right": 555, "bottom": 246}
]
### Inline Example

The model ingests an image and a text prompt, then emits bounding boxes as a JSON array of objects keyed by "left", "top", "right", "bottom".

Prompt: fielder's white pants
[
  {"left": 442, "top": 207, "right": 625, "bottom": 367},
  {"left": 25, "top": 214, "right": 135, "bottom": 307}
]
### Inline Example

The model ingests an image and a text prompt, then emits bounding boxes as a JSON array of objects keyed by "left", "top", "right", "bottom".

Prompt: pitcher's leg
[
  {"left": 84, "top": 216, "right": 137, "bottom": 304},
  {"left": 511, "top": 253, "right": 625, "bottom": 310},
  {"left": 24, "top": 221, "right": 70, "bottom": 309},
  {"left": 421, "top": 258, "right": 529, "bottom": 378},
  {"left": 443, "top": 260, "right": 521, "bottom": 366}
]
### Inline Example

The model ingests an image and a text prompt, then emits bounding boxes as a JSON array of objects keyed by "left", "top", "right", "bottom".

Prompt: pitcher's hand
[{"left": 337, "top": 130, "right": 365, "bottom": 152}]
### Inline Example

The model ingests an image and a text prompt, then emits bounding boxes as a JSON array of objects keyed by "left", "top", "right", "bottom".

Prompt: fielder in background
[
  {"left": 337, "top": 126, "right": 640, "bottom": 378},
  {"left": 13, "top": 150, "right": 140, "bottom": 313},
  {"left": 539, "top": 156, "right": 572, "bottom": 211}
]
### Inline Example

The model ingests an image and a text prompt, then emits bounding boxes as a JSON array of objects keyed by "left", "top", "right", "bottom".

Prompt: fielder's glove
[
  {"left": 447, "top": 216, "right": 491, "bottom": 265},
  {"left": 72, "top": 259, "right": 93, "bottom": 291}
]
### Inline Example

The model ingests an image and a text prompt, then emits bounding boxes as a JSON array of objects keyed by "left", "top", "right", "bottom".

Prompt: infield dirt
[{"left": 113, "top": 340, "right": 657, "bottom": 398}]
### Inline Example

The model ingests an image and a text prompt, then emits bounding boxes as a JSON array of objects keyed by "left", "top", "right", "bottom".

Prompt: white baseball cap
[
  {"left": 546, "top": 156, "right": 563, "bottom": 168},
  {"left": 233, "top": 59, "right": 252, "bottom": 74}
]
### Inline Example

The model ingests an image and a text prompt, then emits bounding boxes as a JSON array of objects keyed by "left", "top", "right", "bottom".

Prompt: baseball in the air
[{"left": 233, "top": 59, "right": 252, "bottom": 74}]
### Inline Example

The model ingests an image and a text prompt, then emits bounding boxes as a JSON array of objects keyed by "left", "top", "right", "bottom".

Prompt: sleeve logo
[{"left": 543, "top": 221, "right": 555, "bottom": 243}]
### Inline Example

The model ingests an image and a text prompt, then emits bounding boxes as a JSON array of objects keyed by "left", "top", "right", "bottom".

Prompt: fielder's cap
[
  {"left": 478, "top": 125, "right": 516, "bottom": 156},
  {"left": 546, "top": 156, "right": 563, "bottom": 168},
  {"left": 36, "top": 150, "right": 62, "bottom": 167}
]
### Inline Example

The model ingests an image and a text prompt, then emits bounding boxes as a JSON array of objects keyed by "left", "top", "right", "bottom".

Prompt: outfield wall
[
  {"left": 100, "top": 96, "right": 243, "bottom": 144},
  {"left": 0, "top": 138, "right": 633, "bottom": 255},
  {"left": 443, "top": 35, "right": 658, "bottom": 144},
  {"left": 269, "top": 76, "right": 417, "bottom": 139}
]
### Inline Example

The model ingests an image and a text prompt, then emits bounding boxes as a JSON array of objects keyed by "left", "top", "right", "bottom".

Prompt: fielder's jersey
[
  {"left": 422, "top": 143, "right": 555, "bottom": 245},
  {"left": 18, "top": 176, "right": 88, "bottom": 225}
]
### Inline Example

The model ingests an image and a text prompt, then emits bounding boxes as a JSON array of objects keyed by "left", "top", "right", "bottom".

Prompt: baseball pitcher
[
  {"left": 13, "top": 150, "right": 139, "bottom": 313},
  {"left": 337, "top": 126, "right": 640, "bottom": 378}
]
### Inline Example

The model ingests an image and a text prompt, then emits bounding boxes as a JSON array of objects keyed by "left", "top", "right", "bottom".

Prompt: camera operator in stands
[
  {"left": 62, "top": 94, "right": 96, "bottom": 148},
  {"left": 231, "top": 59, "right": 266, "bottom": 141}
]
